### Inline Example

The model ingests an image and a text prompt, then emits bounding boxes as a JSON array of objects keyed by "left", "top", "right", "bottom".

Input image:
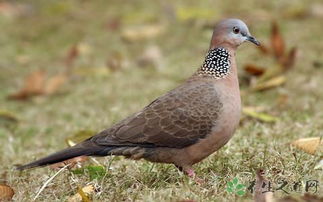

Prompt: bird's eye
[{"left": 233, "top": 27, "right": 240, "bottom": 34}]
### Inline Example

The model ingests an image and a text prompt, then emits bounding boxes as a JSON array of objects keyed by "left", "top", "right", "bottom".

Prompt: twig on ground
[{"left": 33, "top": 164, "right": 70, "bottom": 201}]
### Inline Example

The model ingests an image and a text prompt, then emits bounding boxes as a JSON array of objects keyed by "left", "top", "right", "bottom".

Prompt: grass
[{"left": 0, "top": 0, "right": 322, "bottom": 201}]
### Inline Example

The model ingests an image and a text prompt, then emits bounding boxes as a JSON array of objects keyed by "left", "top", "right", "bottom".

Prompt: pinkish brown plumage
[{"left": 17, "top": 19, "right": 259, "bottom": 179}]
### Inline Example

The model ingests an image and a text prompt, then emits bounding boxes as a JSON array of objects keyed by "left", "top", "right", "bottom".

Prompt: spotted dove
[{"left": 17, "top": 19, "right": 260, "bottom": 178}]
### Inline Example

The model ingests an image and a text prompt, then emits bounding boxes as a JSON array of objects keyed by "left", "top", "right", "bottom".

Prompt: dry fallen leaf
[
  {"left": 246, "top": 21, "right": 296, "bottom": 92},
  {"left": 77, "top": 187, "right": 91, "bottom": 202},
  {"left": 281, "top": 47, "right": 298, "bottom": 70},
  {"left": 243, "top": 107, "right": 279, "bottom": 122},
  {"left": 8, "top": 70, "right": 68, "bottom": 100},
  {"left": 67, "top": 185, "right": 95, "bottom": 202},
  {"left": 254, "top": 169, "right": 274, "bottom": 202},
  {"left": 65, "top": 44, "right": 79, "bottom": 67},
  {"left": 49, "top": 156, "right": 88, "bottom": 170},
  {"left": 253, "top": 75, "right": 286, "bottom": 91},
  {"left": 244, "top": 64, "right": 266, "bottom": 76},
  {"left": 8, "top": 70, "right": 45, "bottom": 100},
  {"left": 271, "top": 21, "right": 285, "bottom": 59},
  {"left": 44, "top": 74, "right": 67, "bottom": 95},
  {"left": 291, "top": 137, "right": 322, "bottom": 155},
  {"left": 0, "top": 184, "right": 14, "bottom": 201}
]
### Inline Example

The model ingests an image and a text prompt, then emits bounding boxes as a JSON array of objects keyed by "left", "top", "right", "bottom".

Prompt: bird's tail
[{"left": 16, "top": 141, "right": 107, "bottom": 170}]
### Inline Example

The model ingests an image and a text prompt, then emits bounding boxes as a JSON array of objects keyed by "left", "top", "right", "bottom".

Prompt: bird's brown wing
[
  {"left": 16, "top": 81, "right": 223, "bottom": 170},
  {"left": 91, "top": 81, "right": 222, "bottom": 149}
]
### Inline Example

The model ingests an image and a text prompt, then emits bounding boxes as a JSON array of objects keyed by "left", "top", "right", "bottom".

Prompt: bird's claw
[{"left": 183, "top": 167, "right": 204, "bottom": 184}]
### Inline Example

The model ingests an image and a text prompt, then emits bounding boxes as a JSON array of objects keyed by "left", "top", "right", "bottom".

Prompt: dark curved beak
[{"left": 246, "top": 35, "right": 260, "bottom": 46}]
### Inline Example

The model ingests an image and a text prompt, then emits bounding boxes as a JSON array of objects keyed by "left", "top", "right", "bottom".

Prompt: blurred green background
[{"left": 0, "top": 0, "right": 322, "bottom": 201}]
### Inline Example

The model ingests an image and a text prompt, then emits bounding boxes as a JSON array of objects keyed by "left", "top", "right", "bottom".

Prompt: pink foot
[
  {"left": 183, "top": 167, "right": 204, "bottom": 184},
  {"left": 185, "top": 168, "right": 196, "bottom": 178}
]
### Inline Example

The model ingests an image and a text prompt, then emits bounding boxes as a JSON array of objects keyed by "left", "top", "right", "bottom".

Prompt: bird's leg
[
  {"left": 176, "top": 165, "right": 204, "bottom": 184},
  {"left": 184, "top": 167, "right": 196, "bottom": 178}
]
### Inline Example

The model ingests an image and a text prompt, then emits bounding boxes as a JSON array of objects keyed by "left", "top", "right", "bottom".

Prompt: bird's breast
[
  {"left": 213, "top": 76, "right": 241, "bottom": 136},
  {"left": 182, "top": 79, "right": 241, "bottom": 165}
]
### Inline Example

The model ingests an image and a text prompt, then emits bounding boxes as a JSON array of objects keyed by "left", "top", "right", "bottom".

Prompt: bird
[{"left": 17, "top": 18, "right": 260, "bottom": 180}]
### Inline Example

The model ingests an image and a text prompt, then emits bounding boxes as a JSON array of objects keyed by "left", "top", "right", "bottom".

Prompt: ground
[{"left": 0, "top": 0, "right": 322, "bottom": 201}]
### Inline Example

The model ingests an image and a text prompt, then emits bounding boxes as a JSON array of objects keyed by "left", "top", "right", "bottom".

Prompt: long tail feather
[{"left": 16, "top": 142, "right": 104, "bottom": 170}]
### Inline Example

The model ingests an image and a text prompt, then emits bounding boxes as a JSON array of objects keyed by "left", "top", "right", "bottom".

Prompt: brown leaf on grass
[
  {"left": 291, "top": 137, "right": 322, "bottom": 155},
  {"left": 49, "top": 156, "right": 88, "bottom": 170},
  {"left": 244, "top": 64, "right": 266, "bottom": 76},
  {"left": 77, "top": 187, "right": 91, "bottom": 202},
  {"left": 271, "top": 21, "right": 285, "bottom": 59},
  {"left": 0, "top": 184, "right": 14, "bottom": 201},
  {"left": 254, "top": 169, "right": 274, "bottom": 202},
  {"left": 67, "top": 185, "right": 95, "bottom": 202},
  {"left": 252, "top": 75, "right": 286, "bottom": 91},
  {"left": 256, "top": 64, "right": 284, "bottom": 84},
  {"left": 281, "top": 47, "right": 298, "bottom": 70},
  {"left": 8, "top": 70, "right": 45, "bottom": 100},
  {"left": 44, "top": 74, "right": 67, "bottom": 95},
  {"left": 246, "top": 21, "right": 296, "bottom": 92},
  {"left": 65, "top": 44, "right": 79, "bottom": 67},
  {"left": 16, "top": 70, "right": 45, "bottom": 93},
  {"left": 8, "top": 71, "right": 68, "bottom": 100}
]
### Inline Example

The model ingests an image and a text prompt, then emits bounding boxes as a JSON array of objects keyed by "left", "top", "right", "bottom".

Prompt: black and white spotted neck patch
[{"left": 198, "top": 48, "right": 231, "bottom": 78}]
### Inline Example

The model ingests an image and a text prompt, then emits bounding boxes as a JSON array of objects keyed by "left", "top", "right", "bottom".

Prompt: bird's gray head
[{"left": 210, "top": 18, "right": 260, "bottom": 49}]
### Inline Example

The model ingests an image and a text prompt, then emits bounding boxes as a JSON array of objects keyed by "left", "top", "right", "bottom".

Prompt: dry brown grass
[{"left": 0, "top": 0, "right": 322, "bottom": 201}]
